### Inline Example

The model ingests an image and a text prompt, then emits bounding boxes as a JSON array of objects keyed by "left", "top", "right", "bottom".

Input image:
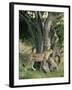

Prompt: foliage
[
  {"left": 19, "top": 11, "right": 64, "bottom": 49},
  {"left": 52, "top": 14, "right": 64, "bottom": 48}
]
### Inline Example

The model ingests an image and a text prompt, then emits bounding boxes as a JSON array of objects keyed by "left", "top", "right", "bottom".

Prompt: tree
[{"left": 19, "top": 11, "right": 64, "bottom": 71}]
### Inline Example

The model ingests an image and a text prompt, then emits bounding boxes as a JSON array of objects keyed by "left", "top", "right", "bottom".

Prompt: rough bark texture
[
  {"left": 43, "top": 13, "right": 54, "bottom": 51},
  {"left": 42, "top": 13, "right": 55, "bottom": 72}
]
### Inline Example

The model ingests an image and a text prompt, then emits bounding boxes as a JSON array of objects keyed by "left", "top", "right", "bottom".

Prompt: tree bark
[{"left": 43, "top": 12, "right": 54, "bottom": 51}]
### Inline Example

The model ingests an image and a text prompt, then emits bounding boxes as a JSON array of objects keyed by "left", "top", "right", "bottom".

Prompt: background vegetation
[{"left": 19, "top": 11, "right": 64, "bottom": 79}]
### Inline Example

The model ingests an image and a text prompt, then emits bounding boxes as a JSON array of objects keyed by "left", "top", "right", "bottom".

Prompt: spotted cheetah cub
[{"left": 24, "top": 49, "right": 52, "bottom": 71}]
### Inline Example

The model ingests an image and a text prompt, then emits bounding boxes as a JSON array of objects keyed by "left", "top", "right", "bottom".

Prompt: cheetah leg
[{"left": 32, "top": 61, "right": 36, "bottom": 71}]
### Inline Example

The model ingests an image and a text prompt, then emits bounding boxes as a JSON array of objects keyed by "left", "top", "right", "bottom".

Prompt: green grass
[{"left": 19, "top": 41, "right": 64, "bottom": 79}]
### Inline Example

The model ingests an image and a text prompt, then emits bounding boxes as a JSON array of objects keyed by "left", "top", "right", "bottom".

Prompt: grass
[{"left": 19, "top": 40, "right": 64, "bottom": 79}]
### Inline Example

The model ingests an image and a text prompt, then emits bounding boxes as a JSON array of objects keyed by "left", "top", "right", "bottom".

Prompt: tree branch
[
  {"left": 19, "top": 13, "right": 36, "bottom": 28},
  {"left": 19, "top": 13, "right": 35, "bottom": 40}
]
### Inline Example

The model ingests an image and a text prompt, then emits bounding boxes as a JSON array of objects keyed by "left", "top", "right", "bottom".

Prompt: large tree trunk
[
  {"left": 34, "top": 12, "right": 55, "bottom": 71},
  {"left": 34, "top": 29, "right": 43, "bottom": 53},
  {"left": 43, "top": 12, "right": 54, "bottom": 51},
  {"left": 41, "top": 13, "right": 55, "bottom": 72},
  {"left": 33, "top": 11, "right": 43, "bottom": 53}
]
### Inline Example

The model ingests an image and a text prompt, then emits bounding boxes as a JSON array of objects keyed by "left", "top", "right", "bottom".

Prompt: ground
[{"left": 19, "top": 40, "right": 64, "bottom": 79}]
